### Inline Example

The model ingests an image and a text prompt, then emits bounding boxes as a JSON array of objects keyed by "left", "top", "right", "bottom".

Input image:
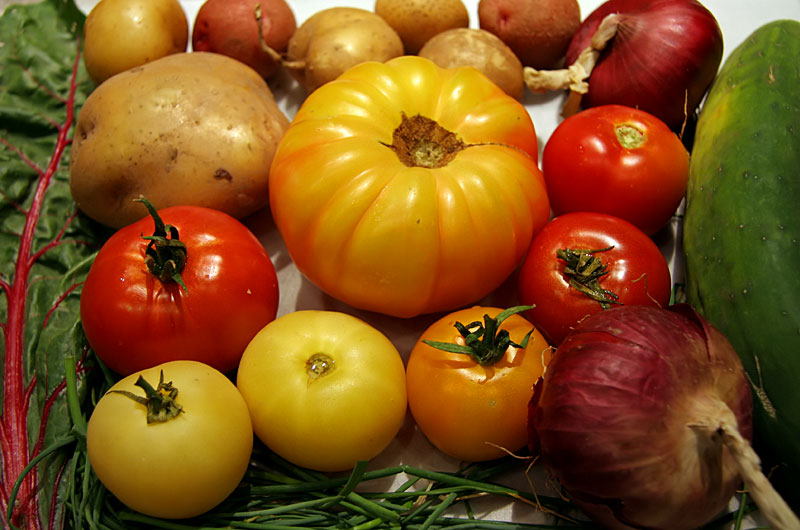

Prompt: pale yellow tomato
[
  {"left": 83, "top": 0, "right": 188, "bottom": 84},
  {"left": 237, "top": 310, "right": 408, "bottom": 472},
  {"left": 86, "top": 361, "right": 253, "bottom": 519}
]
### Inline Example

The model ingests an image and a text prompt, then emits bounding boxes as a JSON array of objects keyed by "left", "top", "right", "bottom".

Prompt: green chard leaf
[{"left": 1, "top": 0, "right": 111, "bottom": 528}]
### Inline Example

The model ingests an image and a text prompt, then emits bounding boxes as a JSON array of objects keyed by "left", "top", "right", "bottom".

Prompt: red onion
[
  {"left": 528, "top": 304, "right": 800, "bottom": 530},
  {"left": 565, "top": 0, "right": 723, "bottom": 130}
]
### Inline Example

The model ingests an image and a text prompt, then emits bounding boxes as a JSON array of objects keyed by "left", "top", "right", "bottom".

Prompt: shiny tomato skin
[
  {"left": 269, "top": 56, "right": 550, "bottom": 318},
  {"left": 517, "top": 212, "right": 672, "bottom": 346},
  {"left": 80, "top": 205, "right": 279, "bottom": 376},
  {"left": 406, "top": 306, "right": 552, "bottom": 462},
  {"left": 237, "top": 310, "right": 408, "bottom": 472},
  {"left": 542, "top": 104, "right": 689, "bottom": 235},
  {"left": 86, "top": 360, "right": 253, "bottom": 519}
]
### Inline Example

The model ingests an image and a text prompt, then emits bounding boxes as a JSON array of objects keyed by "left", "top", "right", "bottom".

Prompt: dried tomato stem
[
  {"left": 422, "top": 306, "right": 535, "bottom": 366},
  {"left": 386, "top": 113, "right": 466, "bottom": 168},
  {"left": 557, "top": 246, "right": 621, "bottom": 308},
  {"left": 135, "top": 197, "right": 188, "bottom": 292}
]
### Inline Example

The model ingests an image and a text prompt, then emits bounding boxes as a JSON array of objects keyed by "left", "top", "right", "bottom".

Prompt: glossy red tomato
[
  {"left": 80, "top": 201, "right": 279, "bottom": 375},
  {"left": 517, "top": 212, "right": 672, "bottom": 346},
  {"left": 542, "top": 104, "right": 689, "bottom": 235}
]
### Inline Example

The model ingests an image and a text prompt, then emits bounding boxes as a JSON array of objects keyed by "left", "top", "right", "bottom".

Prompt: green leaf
[{"left": 1, "top": 0, "right": 111, "bottom": 527}]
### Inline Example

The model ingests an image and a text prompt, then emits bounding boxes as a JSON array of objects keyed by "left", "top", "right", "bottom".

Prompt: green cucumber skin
[{"left": 683, "top": 19, "right": 800, "bottom": 504}]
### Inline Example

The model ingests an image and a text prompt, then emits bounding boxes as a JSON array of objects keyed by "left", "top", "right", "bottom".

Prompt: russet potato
[{"left": 69, "top": 52, "right": 290, "bottom": 229}]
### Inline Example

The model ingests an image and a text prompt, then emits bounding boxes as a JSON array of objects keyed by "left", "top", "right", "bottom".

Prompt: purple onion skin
[
  {"left": 564, "top": 0, "right": 723, "bottom": 131},
  {"left": 528, "top": 304, "right": 753, "bottom": 530}
]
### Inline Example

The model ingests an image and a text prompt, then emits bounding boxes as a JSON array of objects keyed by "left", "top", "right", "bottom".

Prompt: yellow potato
[
  {"left": 286, "top": 7, "right": 403, "bottom": 92},
  {"left": 418, "top": 28, "right": 524, "bottom": 100},
  {"left": 375, "top": 0, "right": 469, "bottom": 55},
  {"left": 83, "top": 0, "right": 189, "bottom": 85},
  {"left": 69, "top": 52, "right": 290, "bottom": 229}
]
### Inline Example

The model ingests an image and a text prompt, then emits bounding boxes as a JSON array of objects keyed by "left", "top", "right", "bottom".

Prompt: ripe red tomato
[
  {"left": 80, "top": 201, "right": 279, "bottom": 376},
  {"left": 542, "top": 104, "right": 689, "bottom": 235},
  {"left": 517, "top": 212, "right": 672, "bottom": 346},
  {"left": 406, "top": 306, "right": 551, "bottom": 462}
]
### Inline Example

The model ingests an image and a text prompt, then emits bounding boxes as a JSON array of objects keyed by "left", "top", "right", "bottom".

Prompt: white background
[{"left": 68, "top": 0, "right": 800, "bottom": 524}]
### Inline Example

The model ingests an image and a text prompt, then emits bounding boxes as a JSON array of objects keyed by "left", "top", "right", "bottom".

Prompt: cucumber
[{"left": 683, "top": 19, "right": 800, "bottom": 507}]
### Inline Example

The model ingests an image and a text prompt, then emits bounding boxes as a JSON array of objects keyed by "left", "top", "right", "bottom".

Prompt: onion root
[
  {"left": 523, "top": 13, "right": 620, "bottom": 117},
  {"left": 691, "top": 413, "right": 800, "bottom": 530}
]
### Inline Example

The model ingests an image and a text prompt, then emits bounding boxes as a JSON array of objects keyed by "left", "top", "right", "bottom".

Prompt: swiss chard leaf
[{"left": 1, "top": 0, "right": 111, "bottom": 528}]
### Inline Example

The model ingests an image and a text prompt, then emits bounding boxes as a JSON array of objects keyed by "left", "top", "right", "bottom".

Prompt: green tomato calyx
[
  {"left": 306, "top": 353, "right": 335, "bottom": 384},
  {"left": 388, "top": 113, "right": 466, "bottom": 169},
  {"left": 423, "top": 306, "right": 536, "bottom": 366},
  {"left": 136, "top": 196, "right": 188, "bottom": 292},
  {"left": 558, "top": 246, "right": 621, "bottom": 308},
  {"left": 615, "top": 123, "right": 646, "bottom": 149},
  {"left": 111, "top": 370, "right": 185, "bottom": 424}
]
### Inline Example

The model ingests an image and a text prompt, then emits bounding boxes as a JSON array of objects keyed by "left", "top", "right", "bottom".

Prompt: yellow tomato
[
  {"left": 269, "top": 56, "right": 550, "bottom": 318},
  {"left": 86, "top": 361, "right": 253, "bottom": 519},
  {"left": 83, "top": 0, "right": 189, "bottom": 84},
  {"left": 406, "top": 306, "right": 552, "bottom": 462},
  {"left": 236, "top": 310, "right": 408, "bottom": 472}
]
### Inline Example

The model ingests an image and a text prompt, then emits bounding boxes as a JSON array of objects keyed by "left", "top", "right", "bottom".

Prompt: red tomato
[
  {"left": 406, "top": 306, "right": 551, "bottom": 462},
  {"left": 80, "top": 202, "right": 279, "bottom": 375},
  {"left": 517, "top": 212, "right": 672, "bottom": 346},
  {"left": 542, "top": 104, "right": 689, "bottom": 235}
]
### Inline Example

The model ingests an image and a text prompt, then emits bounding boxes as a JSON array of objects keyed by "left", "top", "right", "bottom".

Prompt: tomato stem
[
  {"left": 306, "top": 353, "right": 336, "bottom": 383},
  {"left": 135, "top": 197, "right": 188, "bottom": 292},
  {"left": 422, "top": 306, "right": 535, "bottom": 366},
  {"left": 386, "top": 113, "right": 466, "bottom": 169},
  {"left": 110, "top": 371, "right": 184, "bottom": 424},
  {"left": 558, "top": 246, "right": 621, "bottom": 308},
  {"left": 615, "top": 123, "right": 646, "bottom": 149}
]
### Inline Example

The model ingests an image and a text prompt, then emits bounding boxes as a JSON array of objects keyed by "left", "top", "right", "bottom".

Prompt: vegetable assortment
[{"left": 2, "top": 0, "right": 800, "bottom": 529}]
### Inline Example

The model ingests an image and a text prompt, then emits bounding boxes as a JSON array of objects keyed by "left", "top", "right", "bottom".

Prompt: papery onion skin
[
  {"left": 564, "top": 0, "right": 723, "bottom": 131},
  {"left": 528, "top": 304, "right": 753, "bottom": 530}
]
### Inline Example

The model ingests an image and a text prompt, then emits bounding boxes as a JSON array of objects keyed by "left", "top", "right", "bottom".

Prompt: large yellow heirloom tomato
[
  {"left": 86, "top": 361, "right": 253, "bottom": 519},
  {"left": 236, "top": 310, "right": 408, "bottom": 472},
  {"left": 269, "top": 56, "right": 550, "bottom": 318}
]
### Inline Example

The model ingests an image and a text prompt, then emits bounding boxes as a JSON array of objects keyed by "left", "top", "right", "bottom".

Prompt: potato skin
[
  {"left": 192, "top": 0, "right": 296, "bottom": 79},
  {"left": 83, "top": 0, "right": 189, "bottom": 85},
  {"left": 287, "top": 7, "right": 403, "bottom": 92},
  {"left": 419, "top": 28, "right": 524, "bottom": 100},
  {"left": 69, "top": 52, "right": 289, "bottom": 229},
  {"left": 375, "top": 0, "right": 469, "bottom": 55},
  {"left": 478, "top": 0, "right": 581, "bottom": 69}
]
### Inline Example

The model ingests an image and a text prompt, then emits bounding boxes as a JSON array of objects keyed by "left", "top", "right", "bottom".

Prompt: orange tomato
[
  {"left": 406, "top": 306, "right": 552, "bottom": 462},
  {"left": 269, "top": 56, "right": 550, "bottom": 318}
]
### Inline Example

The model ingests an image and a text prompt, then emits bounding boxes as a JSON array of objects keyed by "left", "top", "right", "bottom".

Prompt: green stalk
[{"left": 422, "top": 306, "right": 536, "bottom": 366}]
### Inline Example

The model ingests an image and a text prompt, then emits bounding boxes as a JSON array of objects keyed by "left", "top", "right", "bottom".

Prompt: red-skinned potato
[
  {"left": 479, "top": 0, "right": 581, "bottom": 69},
  {"left": 192, "top": 0, "right": 296, "bottom": 79}
]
